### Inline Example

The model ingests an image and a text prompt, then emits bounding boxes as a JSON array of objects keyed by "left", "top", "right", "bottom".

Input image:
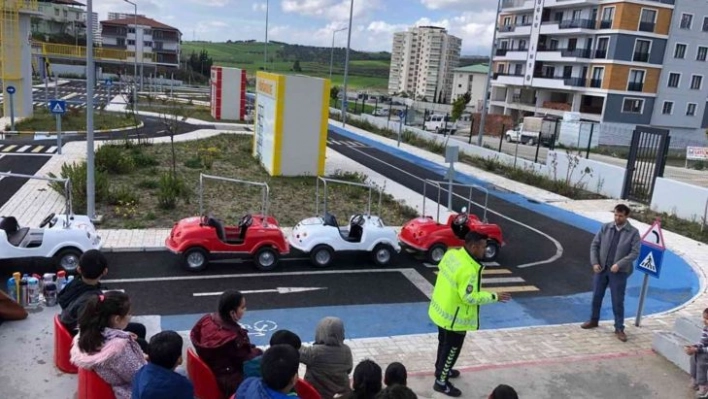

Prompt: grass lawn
[
  {"left": 136, "top": 103, "right": 245, "bottom": 123},
  {"left": 7, "top": 109, "right": 136, "bottom": 132},
  {"left": 73, "top": 134, "right": 417, "bottom": 229}
]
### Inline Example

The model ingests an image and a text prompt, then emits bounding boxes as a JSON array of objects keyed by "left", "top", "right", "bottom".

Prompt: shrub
[
  {"left": 109, "top": 185, "right": 140, "bottom": 206},
  {"left": 198, "top": 146, "right": 220, "bottom": 169},
  {"left": 96, "top": 144, "right": 135, "bottom": 174},
  {"left": 130, "top": 149, "right": 159, "bottom": 168},
  {"left": 184, "top": 157, "right": 202, "bottom": 169},
  {"left": 48, "top": 161, "right": 110, "bottom": 213},
  {"left": 137, "top": 179, "right": 159, "bottom": 189},
  {"left": 157, "top": 173, "right": 186, "bottom": 210}
]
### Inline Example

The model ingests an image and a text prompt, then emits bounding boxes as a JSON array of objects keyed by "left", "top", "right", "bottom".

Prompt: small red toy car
[
  {"left": 398, "top": 181, "right": 504, "bottom": 264},
  {"left": 165, "top": 175, "right": 290, "bottom": 272}
]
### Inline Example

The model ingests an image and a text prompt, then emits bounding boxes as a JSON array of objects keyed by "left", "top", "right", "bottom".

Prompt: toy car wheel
[
  {"left": 484, "top": 241, "right": 500, "bottom": 262},
  {"left": 54, "top": 248, "right": 82, "bottom": 273},
  {"left": 254, "top": 247, "right": 279, "bottom": 271},
  {"left": 427, "top": 243, "right": 447, "bottom": 265},
  {"left": 183, "top": 248, "right": 209, "bottom": 272},
  {"left": 310, "top": 245, "right": 334, "bottom": 268},
  {"left": 372, "top": 244, "right": 395, "bottom": 267}
]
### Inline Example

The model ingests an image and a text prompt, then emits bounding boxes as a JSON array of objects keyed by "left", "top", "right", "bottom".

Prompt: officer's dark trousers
[
  {"left": 590, "top": 268, "right": 629, "bottom": 332},
  {"left": 434, "top": 327, "right": 466, "bottom": 384}
]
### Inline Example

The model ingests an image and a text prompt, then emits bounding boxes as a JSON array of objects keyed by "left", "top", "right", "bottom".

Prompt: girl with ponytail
[{"left": 70, "top": 291, "right": 146, "bottom": 399}]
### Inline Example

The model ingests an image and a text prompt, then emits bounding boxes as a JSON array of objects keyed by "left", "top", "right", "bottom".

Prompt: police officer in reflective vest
[{"left": 429, "top": 231, "right": 511, "bottom": 397}]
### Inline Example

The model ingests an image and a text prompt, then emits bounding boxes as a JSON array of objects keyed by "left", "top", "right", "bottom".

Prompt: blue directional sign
[
  {"left": 49, "top": 100, "right": 67, "bottom": 115},
  {"left": 636, "top": 220, "right": 665, "bottom": 278},
  {"left": 6, "top": 85, "right": 15, "bottom": 95},
  {"left": 105, "top": 79, "right": 113, "bottom": 86},
  {"left": 398, "top": 109, "right": 406, "bottom": 120}
]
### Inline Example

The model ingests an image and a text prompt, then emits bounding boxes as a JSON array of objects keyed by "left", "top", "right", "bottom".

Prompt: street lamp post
[
  {"left": 123, "top": 0, "right": 138, "bottom": 109},
  {"left": 264, "top": 0, "right": 269, "bottom": 71},
  {"left": 86, "top": 0, "right": 96, "bottom": 219},
  {"left": 340, "top": 0, "right": 354, "bottom": 127},
  {"left": 329, "top": 27, "right": 347, "bottom": 81},
  {"left": 476, "top": 0, "right": 502, "bottom": 147}
]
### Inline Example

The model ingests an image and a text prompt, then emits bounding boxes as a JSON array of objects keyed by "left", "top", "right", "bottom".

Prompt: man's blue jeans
[{"left": 590, "top": 268, "right": 629, "bottom": 331}]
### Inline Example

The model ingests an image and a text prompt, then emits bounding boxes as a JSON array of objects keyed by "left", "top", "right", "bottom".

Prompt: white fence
[{"left": 651, "top": 178, "right": 708, "bottom": 222}]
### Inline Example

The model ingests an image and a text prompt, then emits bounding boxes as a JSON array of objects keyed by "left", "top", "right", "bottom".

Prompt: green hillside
[{"left": 181, "top": 41, "right": 391, "bottom": 91}]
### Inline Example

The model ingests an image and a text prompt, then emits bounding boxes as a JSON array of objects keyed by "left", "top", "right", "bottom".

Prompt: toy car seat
[
  {"left": 323, "top": 213, "right": 339, "bottom": 228},
  {"left": 54, "top": 315, "right": 78, "bottom": 374},
  {"left": 0, "top": 216, "right": 28, "bottom": 247},
  {"left": 207, "top": 217, "right": 227, "bottom": 243},
  {"left": 77, "top": 367, "right": 116, "bottom": 399},
  {"left": 187, "top": 348, "right": 222, "bottom": 399},
  {"left": 348, "top": 214, "right": 364, "bottom": 242},
  {"left": 238, "top": 214, "right": 253, "bottom": 241}
]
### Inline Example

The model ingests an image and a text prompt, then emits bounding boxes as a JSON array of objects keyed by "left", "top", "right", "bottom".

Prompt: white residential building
[
  {"left": 388, "top": 26, "right": 462, "bottom": 102},
  {"left": 101, "top": 15, "right": 181, "bottom": 67},
  {"left": 450, "top": 64, "right": 489, "bottom": 109}
]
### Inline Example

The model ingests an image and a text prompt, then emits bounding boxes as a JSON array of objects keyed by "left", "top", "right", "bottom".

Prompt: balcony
[
  {"left": 633, "top": 52, "right": 649, "bottom": 62},
  {"left": 559, "top": 19, "right": 596, "bottom": 29},
  {"left": 580, "top": 105, "right": 603, "bottom": 115},
  {"left": 497, "top": 24, "right": 532, "bottom": 36},
  {"left": 594, "top": 49, "right": 607, "bottom": 58},
  {"left": 564, "top": 77, "right": 587, "bottom": 87},
  {"left": 599, "top": 20, "right": 612, "bottom": 29},
  {"left": 589, "top": 79, "right": 603, "bottom": 88},
  {"left": 492, "top": 72, "right": 525, "bottom": 86},
  {"left": 540, "top": 20, "right": 596, "bottom": 35},
  {"left": 501, "top": 0, "right": 532, "bottom": 9},
  {"left": 535, "top": 47, "right": 592, "bottom": 62},
  {"left": 627, "top": 82, "right": 644, "bottom": 92},
  {"left": 561, "top": 48, "right": 592, "bottom": 58},
  {"left": 542, "top": 101, "right": 572, "bottom": 111},
  {"left": 638, "top": 22, "right": 655, "bottom": 33}
]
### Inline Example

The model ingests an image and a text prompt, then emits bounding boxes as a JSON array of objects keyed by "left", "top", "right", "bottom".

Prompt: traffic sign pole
[
  {"left": 635, "top": 274, "right": 650, "bottom": 327},
  {"left": 8, "top": 92, "right": 15, "bottom": 132},
  {"left": 56, "top": 113, "right": 62, "bottom": 155},
  {"left": 634, "top": 219, "right": 666, "bottom": 327},
  {"left": 49, "top": 99, "right": 67, "bottom": 154}
]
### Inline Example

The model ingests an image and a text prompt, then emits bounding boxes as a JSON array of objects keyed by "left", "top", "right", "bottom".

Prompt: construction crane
[{"left": 1, "top": 0, "right": 38, "bottom": 118}]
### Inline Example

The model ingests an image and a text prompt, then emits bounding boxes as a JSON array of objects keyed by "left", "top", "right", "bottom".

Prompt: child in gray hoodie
[{"left": 300, "top": 317, "right": 353, "bottom": 399}]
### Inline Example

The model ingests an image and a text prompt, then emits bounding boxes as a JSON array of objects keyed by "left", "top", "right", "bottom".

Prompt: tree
[
  {"left": 330, "top": 86, "right": 340, "bottom": 101},
  {"left": 293, "top": 60, "right": 302, "bottom": 72},
  {"left": 451, "top": 92, "right": 471, "bottom": 121}
]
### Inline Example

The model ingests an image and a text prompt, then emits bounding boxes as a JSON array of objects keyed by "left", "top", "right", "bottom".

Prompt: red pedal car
[
  {"left": 165, "top": 175, "right": 289, "bottom": 272},
  {"left": 398, "top": 181, "right": 504, "bottom": 264}
]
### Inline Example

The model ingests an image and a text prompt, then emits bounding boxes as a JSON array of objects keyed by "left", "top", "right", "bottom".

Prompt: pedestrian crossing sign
[
  {"left": 636, "top": 243, "right": 664, "bottom": 278},
  {"left": 48, "top": 100, "right": 66, "bottom": 115}
]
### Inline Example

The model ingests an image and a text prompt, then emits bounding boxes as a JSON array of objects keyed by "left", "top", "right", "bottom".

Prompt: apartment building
[
  {"left": 451, "top": 64, "right": 489, "bottom": 109},
  {"left": 32, "top": 0, "right": 86, "bottom": 38},
  {"left": 100, "top": 16, "right": 181, "bottom": 67},
  {"left": 388, "top": 26, "right": 462, "bottom": 102},
  {"left": 489, "top": 0, "right": 708, "bottom": 145}
]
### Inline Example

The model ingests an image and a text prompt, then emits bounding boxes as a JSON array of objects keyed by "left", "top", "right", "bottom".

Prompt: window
[
  {"left": 687, "top": 103, "right": 698, "bottom": 116},
  {"left": 54, "top": 8, "right": 59, "bottom": 16},
  {"left": 675, "top": 43, "right": 687, "bottom": 59},
  {"left": 503, "top": 16, "right": 512, "bottom": 26},
  {"left": 704, "top": 17, "right": 708, "bottom": 32},
  {"left": 591, "top": 66, "right": 604, "bottom": 87},
  {"left": 514, "top": 64, "right": 522, "bottom": 75},
  {"left": 680, "top": 13, "right": 693, "bottom": 29},
  {"left": 519, "top": 39, "right": 527, "bottom": 50},
  {"left": 691, "top": 75, "right": 703, "bottom": 90},
  {"left": 633, "top": 39, "right": 651, "bottom": 62},
  {"left": 596, "top": 37, "right": 609, "bottom": 58},
  {"left": 668, "top": 72, "right": 681, "bottom": 88},
  {"left": 144, "top": 41, "right": 153, "bottom": 47},
  {"left": 127, "top": 39, "right": 135, "bottom": 45},
  {"left": 128, "top": 28, "right": 135, "bottom": 33},
  {"left": 601, "top": 6, "right": 615, "bottom": 29},
  {"left": 628, "top": 69, "right": 645, "bottom": 91},
  {"left": 698, "top": 46, "right": 708, "bottom": 61},
  {"left": 662, "top": 101, "right": 674, "bottom": 115},
  {"left": 622, "top": 98, "right": 644, "bottom": 114},
  {"left": 117, "top": 38, "right": 125, "bottom": 46},
  {"left": 639, "top": 9, "right": 657, "bottom": 32}
]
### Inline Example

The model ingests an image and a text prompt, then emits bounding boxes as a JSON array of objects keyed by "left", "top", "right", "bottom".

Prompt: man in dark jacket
[
  {"left": 581, "top": 204, "right": 641, "bottom": 342},
  {"left": 132, "top": 330, "right": 194, "bottom": 399},
  {"left": 58, "top": 249, "right": 148, "bottom": 350}
]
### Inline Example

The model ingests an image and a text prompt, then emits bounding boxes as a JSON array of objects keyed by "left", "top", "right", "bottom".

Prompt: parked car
[{"left": 424, "top": 114, "right": 458, "bottom": 135}]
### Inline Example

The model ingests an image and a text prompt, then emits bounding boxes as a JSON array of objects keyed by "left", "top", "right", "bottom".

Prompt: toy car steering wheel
[
  {"left": 351, "top": 214, "right": 364, "bottom": 226},
  {"left": 40, "top": 213, "right": 56, "bottom": 228},
  {"left": 239, "top": 214, "right": 253, "bottom": 227}
]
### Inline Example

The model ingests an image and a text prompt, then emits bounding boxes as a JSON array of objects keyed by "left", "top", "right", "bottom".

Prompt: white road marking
[
  {"left": 193, "top": 287, "right": 327, "bottom": 297},
  {"left": 61, "top": 93, "right": 78, "bottom": 100},
  {"left": 482, "top": 277, "right": 525, "bottom": 284},
  {"left": 424, "top": 261, "right": 499, "bottom": 268},
  {"left": 335, "top": 138, "right": 564, "bottom": 268},
  {"left": 46, "top": 146, "right": 57, "bottom": 153},
  {"left": 17, "top": 145, "right": 30, "bottom": 153}
]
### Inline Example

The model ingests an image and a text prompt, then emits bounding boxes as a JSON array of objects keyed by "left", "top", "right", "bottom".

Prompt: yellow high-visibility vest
[{"left": 428, "top": 247, "right": 497, "bottom": 331}]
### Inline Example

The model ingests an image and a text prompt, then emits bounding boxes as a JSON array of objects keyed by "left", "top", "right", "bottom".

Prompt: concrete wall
[
  {"left": 651, "top": 178, "right": 708, "bottom": 222},
  {"left": 547, "top": 150, "right": 625, "bottom": 198}
]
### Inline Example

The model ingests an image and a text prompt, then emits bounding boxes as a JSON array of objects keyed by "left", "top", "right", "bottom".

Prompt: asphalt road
[
  {"left": 328, "top": 130, "right": 595, "bottom": 297},
  {"left": 0, "top": 154, "right": 52, "bottom": 207},
  {"left": 22, "top": 80, "right": 115, "bottom": 111}
]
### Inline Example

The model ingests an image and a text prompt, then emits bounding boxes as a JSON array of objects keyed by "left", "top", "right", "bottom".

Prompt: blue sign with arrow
[
  {"left": 398, "top": 109, "right": 406, "bottom": 120},
  {"left": 6, "top": 86, "right": 15, "bottom": 95},
  {"left": 49, "top": 99, "right": 67, "bottom": 115}
]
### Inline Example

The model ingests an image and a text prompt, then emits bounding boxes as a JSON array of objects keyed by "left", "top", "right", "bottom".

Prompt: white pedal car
[
  {"left": 0, "top": 213, "right": 102, "bottom": 272},
  {"left": 0, "top": 172, "right": 102, "bottom": 272},
  {"left": 288, "top": 177, "right": 400, "bottom": 268}
]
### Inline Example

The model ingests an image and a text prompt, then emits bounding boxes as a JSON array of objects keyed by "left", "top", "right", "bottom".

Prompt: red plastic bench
[
  {"left": 77, "top": 367, "right": 116, "bottom": 399},
  {"left": 54, "top": 315, "right": 78, "bottom": 374},
  {"left": 187, "top": 347, "right": 222, "bottom": 399}
]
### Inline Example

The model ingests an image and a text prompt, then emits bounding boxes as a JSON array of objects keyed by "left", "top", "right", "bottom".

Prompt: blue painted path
[{"left": 160, "top": 125, "right": 700, "bottom": 344}]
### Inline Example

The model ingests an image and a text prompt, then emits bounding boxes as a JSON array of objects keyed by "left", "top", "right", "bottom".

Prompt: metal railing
[
  {"left": 34, "top": 42, "right": 156, "bottom": 62},
  {"left": 316, "top": 177, "right": 383, "bottom": 217},
  {"left": 199, "top": 174, "right": 270, "bottom": 218},
  {"left": 422, "top": 179, "right": 489, "bottom": 223},
  {"left": 0, "top": 172, "right": 73, "bottom": 226}
]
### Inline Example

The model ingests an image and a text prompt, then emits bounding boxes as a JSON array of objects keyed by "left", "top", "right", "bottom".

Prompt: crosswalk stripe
[
  {"left": 32, "top": 146, "right": 45, "bottom": 153},
  {"left": 17, "top": 145, "right": 30, "bottom": 152},
  {"left": 425, "top": 261, "right": 501, "bottom": 269},
  {"left": 46, "top": 146, "right": 57, "bottom": 153},
  {"left": 483, "top": 269, "right": 512, "bottom": 275},
  {"left": 2, "top": 145, "right": 17, "bottom": 152},
  {"left": 483, "top": 277, "right": 525, "bottom": 284},
  {"left": 485, "top": 286, "right": 540, "bottom": 293}
]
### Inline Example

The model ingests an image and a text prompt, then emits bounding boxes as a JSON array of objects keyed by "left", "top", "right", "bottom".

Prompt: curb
[
  {"left": 2, "top": 121, "right": 145, "bottom": 136},
  {"left": 102, "top": 246, "right": 166, "bottom": 253}
]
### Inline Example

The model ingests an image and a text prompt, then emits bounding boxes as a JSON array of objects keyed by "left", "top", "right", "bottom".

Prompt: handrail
[
  {"left": 34, "top": 42, "right": 156, "bottom": 62},
  {"left": 199, "top": 174, "right": 270, "bottom": 218},
  {"left": 316, "top": 176, "right": 383, "bottom": 217},
  {"left": 0, "top": 172, "right": 72, "bottom": 225}
]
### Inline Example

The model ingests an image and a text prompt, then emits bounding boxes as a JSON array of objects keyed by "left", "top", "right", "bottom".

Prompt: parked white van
[{"left": 424, "top": 114, "right": 457, "bottom": 134}]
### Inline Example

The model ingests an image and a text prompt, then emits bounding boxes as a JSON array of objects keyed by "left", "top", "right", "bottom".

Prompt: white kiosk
[
  {"left": 253, "top": 72, "right": 330, "bottom": 177},
  {"left": 210, "top": 66, "right": 247, "bottom": 121}
]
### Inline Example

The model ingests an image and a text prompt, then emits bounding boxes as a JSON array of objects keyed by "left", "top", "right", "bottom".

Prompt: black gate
[{"left": 621, "top": 126, "right": 670, "bottom": 204}]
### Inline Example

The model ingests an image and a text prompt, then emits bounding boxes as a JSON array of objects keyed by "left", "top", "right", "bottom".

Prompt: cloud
[
  {"left": 187, "top": 0, "right": 231, "bottom": 6},
  {"left": 252, "top": 2, "right": 268, "bottom": 12},
  {"left": 419, "top": 0, "right": 491, "bottom": 10},
  {"left": 281, "top": 0, "right": 383, "bottom": 22}
]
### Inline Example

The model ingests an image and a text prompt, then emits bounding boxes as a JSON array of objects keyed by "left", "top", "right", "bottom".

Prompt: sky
[{"left": 93, "top": 0, "right": 499, "bottom": 55}]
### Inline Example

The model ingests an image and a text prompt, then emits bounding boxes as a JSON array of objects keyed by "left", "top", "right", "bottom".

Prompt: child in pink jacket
[{"left": 70, "top": 291, "right": 146, "bottom": 399}]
